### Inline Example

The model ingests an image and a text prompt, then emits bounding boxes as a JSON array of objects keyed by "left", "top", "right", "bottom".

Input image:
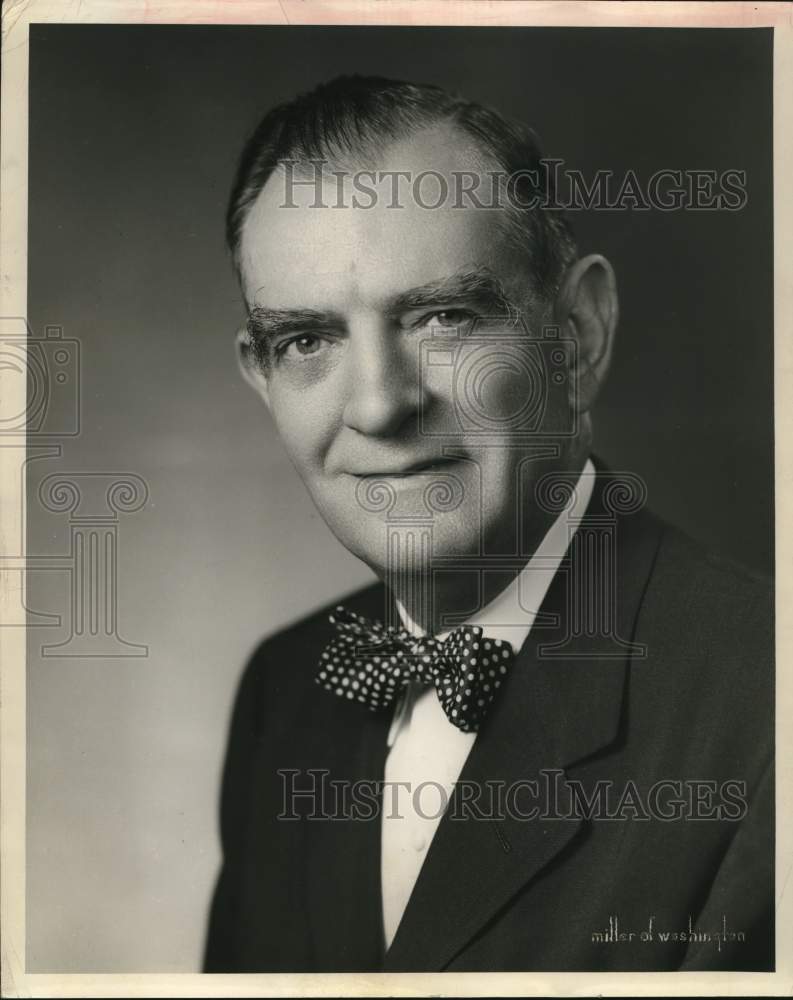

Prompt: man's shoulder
[
  {"left": 589, "top": 458, "right": 771, "bottom": 639},
  {"left": 633, "top": 511, "right": 773, "bottom": 688},
  {"left": 630, "top": 514, "right": 773, "bottom": 763},
  {"left": 646, "top": 517, "right": 772, "bottom": 634}
]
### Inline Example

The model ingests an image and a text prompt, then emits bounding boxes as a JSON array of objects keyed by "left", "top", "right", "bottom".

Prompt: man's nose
[{"left": 341, "top": 322, "right": 426, "bottom": 438}]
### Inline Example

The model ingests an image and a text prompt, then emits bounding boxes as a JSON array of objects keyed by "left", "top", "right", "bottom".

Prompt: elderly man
[{"left": 203, "top": 75, "right": 772, "bottom": 972}]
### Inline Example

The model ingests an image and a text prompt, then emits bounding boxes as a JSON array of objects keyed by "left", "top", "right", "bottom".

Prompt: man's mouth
[{"left": 349, "top": 457, "right": 460, "bottom": 478}]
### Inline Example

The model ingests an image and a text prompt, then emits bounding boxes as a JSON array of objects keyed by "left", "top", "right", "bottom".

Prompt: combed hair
[{"left": 227, "top": 74, "right": 577, "bottom": 302}]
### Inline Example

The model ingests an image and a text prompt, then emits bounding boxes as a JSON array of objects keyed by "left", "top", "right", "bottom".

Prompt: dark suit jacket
[{"left": 203, "top": 469, "right": 773, "bottom": 972}]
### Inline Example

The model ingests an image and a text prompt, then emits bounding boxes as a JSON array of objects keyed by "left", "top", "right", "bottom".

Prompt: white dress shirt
[{"left": 380, "top": 457, "right": 595, "bottom": 949}]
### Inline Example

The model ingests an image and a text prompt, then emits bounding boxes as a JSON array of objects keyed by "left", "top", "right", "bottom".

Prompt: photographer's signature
[{"left": 592, "top": 915, "right": 745, "bottom": 951}]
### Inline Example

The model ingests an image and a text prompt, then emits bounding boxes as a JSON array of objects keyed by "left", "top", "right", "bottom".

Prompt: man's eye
[
  {"left": 275, "top": 334, "right": 325, "bottom": 360},
  {"left": 423, "top": 310, "right": 475, "bottom": 333}
]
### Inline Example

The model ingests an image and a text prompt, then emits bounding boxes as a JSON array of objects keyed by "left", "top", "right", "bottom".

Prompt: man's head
[{"left": 229, "top": 75, "right": 618, "bottom": 591}]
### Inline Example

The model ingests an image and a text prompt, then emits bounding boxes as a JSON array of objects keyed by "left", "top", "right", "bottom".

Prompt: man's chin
[{"left": 326, "top": 513, "right": 485, "bottom": 582}]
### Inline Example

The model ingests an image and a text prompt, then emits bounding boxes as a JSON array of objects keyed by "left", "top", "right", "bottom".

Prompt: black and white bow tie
[{"left": 315, "top": 606, "right": 515, "bottom": 733}]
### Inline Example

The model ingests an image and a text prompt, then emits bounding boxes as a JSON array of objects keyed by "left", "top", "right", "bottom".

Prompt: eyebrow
[
  {"left": 246, "top": 307, "right": 341, "bottom": 343},
  {"left": 387, "top": 269, "right": 521, "bottom": 320},
  {"left": 245, "top": 267, "right": 522, "bottom": 344}
]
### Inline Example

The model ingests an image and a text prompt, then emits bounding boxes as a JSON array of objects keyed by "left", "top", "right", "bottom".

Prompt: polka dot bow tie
[{"left": 315, "top": 606, "right": 515, "bottom": 733}]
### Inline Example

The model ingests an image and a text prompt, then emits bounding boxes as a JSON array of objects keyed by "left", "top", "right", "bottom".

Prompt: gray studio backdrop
[{"left": 25, "top": 25, "right": 772, "bottom": 970}]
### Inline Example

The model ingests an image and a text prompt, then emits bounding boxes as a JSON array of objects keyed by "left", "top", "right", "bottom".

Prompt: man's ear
[
  {"left": 553, "top": 254, "right": 618, "bottom": 415},
  {"left": 236, "top": 325, "right": 271, "bottom": 407}
]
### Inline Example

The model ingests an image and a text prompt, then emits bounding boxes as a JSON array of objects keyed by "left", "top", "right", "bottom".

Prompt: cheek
[
  {"left": 478, "top": 368, "right": 529, "bottom": 421},
  {"left": 267, "top": 384, "right": 337, "bottom": 473},
  {"left": 424, "top": 343, "right": 545, "bottom": 432}
]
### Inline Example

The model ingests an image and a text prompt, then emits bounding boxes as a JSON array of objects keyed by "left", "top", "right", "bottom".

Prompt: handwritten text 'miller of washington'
[{"left": 592, "top": 915, "right": 745, "bottom": 951}]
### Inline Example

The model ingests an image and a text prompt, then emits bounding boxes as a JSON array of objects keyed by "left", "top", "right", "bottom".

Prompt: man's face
[{"left": 238, "top": 125, "right": 573, "bottom": 578}]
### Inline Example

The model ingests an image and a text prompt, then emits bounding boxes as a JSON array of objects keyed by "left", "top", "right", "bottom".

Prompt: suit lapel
[{"left": 384, "top": 469, "right": 664, "bottom": 971}]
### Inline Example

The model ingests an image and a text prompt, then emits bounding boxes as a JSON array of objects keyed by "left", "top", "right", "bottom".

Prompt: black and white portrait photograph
[{"left": 1, "top": 1, "right": 790, "bottom": 996}]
